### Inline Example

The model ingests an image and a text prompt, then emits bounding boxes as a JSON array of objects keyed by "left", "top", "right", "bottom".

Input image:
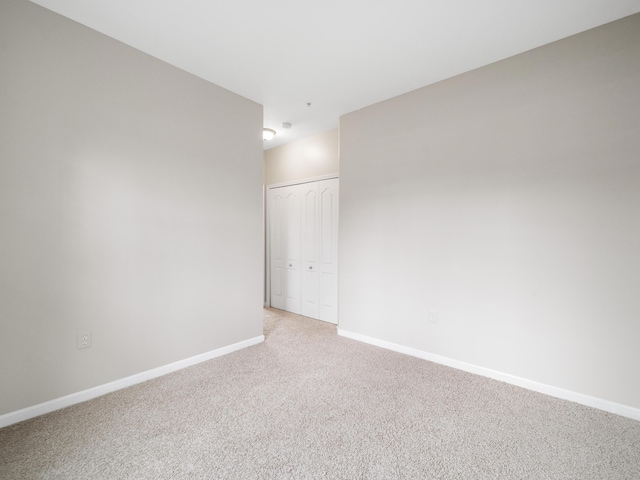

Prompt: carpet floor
[{"left": 1, "top": 308, "right": 639, "bottom": 479}]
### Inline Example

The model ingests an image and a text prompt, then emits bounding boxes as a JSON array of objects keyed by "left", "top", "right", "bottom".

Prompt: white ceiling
[{"left": 29, "top": 0, "right": 640, "bottom": 149}]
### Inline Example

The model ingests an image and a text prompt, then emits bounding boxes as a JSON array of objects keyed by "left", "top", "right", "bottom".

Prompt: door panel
[
  {"left": 321, "top": 272, "right": 335, "bottom": 309},
  {"left": 269, "top": 179, "right": 338, "bottom": 324},
  {"left": 284, "top": 187, "right": 301, "bottom": 314},
  {"left": 269, "top": 192, "right": 285, "bottom": 310},
  {"left": 301, "top": 185, "right": 319, "bottom": 319},
  {"left": 318, "top": 179, "right": 339, "bottom": 324}
]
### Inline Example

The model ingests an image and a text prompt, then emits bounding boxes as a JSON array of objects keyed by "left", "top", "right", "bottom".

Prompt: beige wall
[
  {"left": 0, "top": 0, "right": 264, "bottom": 415},
  {"left": 339, "top": 14, "right": 640, "bottom": 410},
  {"left": 264, "top": 129, "right": 339, "bottom": 186}
]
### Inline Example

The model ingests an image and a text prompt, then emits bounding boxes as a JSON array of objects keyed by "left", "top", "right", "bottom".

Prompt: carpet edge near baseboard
[
  {"left": 337, "top": 328, "right": 640, "bottom": 422},
  {"left": 0, "top": 335, "right": 265, "bottom": 429}
]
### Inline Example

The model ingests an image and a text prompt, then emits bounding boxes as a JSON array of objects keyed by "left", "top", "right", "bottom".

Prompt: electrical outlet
[
  {"left": 429, "top": 310, "right": 439, "bottom": 324},
  {"left": 77, "top": 332, "right": 92, "bottom": 350}
]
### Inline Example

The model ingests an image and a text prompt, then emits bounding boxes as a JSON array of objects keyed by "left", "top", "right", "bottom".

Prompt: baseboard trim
[
  {"left": 0, "top": 335, "right": 264, "bottom": 429},
  {"left": 338, "top": 328, "right": 640, "bottom": 422}
]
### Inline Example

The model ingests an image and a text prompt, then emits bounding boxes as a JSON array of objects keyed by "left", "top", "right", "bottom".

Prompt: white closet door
[
  {"left": 318, "top": 179, "right": 339, "bottom": 324},
  {"left": 301, "top": 183, "right": 319, "bottom": 319},
  {"left": 269, "top": 184, "right": 302, "bottom": 314},
  {"left": 269, "top": 178, "right": 338, "bottom": 324},
  {"left": 284, "top": 186, "right": 302, "bottom": 314},
  {"left": 269, "top": 189, "right": 285, "bottom": 310}
]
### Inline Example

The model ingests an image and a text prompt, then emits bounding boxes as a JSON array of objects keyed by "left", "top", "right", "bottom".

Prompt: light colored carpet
[{"left": 1, "top": 308, "right": 639, "bottom": 479}]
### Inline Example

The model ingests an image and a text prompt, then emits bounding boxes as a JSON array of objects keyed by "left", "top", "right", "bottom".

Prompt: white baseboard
[
  {"left": 338, "top": 328, "right": 640, "bottom": 422},
  {"left": 0, "top": 335, "right": 264, "bottom": 429}
]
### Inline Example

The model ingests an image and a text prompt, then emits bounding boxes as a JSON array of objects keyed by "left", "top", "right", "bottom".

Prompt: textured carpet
[{"left": 1, "top": 308, "right": 639, "bottom": 479}]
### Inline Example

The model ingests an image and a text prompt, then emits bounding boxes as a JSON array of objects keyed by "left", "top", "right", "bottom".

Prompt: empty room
[{"left": 1, "top": 0, "right": 639, "bottom": 478}]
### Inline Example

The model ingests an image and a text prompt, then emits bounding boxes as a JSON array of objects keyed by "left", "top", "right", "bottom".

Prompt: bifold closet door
[
  {"left": 269, "top": 184, "right": 302, "bottom": 314},
  {"left": 300, "top": 183, "right": 319, "bottom": 319},
  {"left": 269, "top": 179, "right": 338, "bottom": 324},
  {"left": 301, "top": 179, "right": 338, "bottom": 323},
  {"left": 269, "top": 187, "right": 285, "bottom": 311},
  {"left": 317, "top": 178, "right": 339, "bottom": 324}
]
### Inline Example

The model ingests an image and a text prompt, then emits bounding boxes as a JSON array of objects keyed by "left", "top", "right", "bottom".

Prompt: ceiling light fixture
[{"left": 263, "top": 128, "right": 276, "bottom": 141}]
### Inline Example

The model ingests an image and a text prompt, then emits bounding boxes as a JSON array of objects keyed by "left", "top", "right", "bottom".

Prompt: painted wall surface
[
  {"left": 0, "top": 0, "right": 264, "bottom": 415},
  {"left": 264, "top": 129, "right": 339, "bottom": 185},
  {"left": 339, "top": 14, "right": 640, "bottom": 409}
]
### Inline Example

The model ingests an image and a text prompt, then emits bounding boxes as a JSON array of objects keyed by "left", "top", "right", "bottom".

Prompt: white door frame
[{"left": 265, "top": 174, "right": 339, "bottom": 311}]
